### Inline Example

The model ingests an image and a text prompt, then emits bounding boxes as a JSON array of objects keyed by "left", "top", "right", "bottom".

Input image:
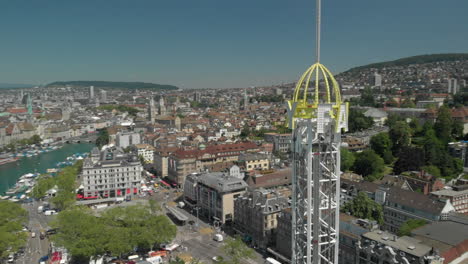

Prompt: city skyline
[{"left": 1, "top": 0, "right": 467, "bottom": 88}]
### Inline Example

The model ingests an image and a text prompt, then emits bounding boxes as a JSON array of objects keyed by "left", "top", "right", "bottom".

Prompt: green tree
[
  {"left": 389, "top": 121, "right": 411, "bottom": 155},
  {"left": 32, "top": 175, "right": 56, "bottom": 199},
  {"left": 95, "top": 129, "right": 110, "bottom": 148},
  {"left": 393, "top": 146, "right": 425, "bottom": 175},
  {"left": 0, "top": 201, "right": 28, "bottom": 258},
  {"left": 340, "top": 148, "right": 355, "bottom": 171},
  {"left": 221, "top": 235, "right": 255, "bottom": 264},
  {"left": 434, "top": 105, "right": 454, "bottom": 144},
  {"left": 398, "top": 219, "right": 427, "bottom": 236},
  {"left": 421, "top": 165, "right": 441, "bottom": 178},
  {"left": 348, "top": 109, "right": 374, "bottom": 132},
  {"left": 352, "top": 150, "right": 385, "bottom": 181},
  {"left": 30, "top": 135, "right": 42, "bottom": 145},
  {"left": 359, "top": 87, "right": 376, "bottom": 107},
  {"left": 400, "top": 98, "right": 415, "bottom": 108},
  {"left": 370, "top": 132, "right": 393, "bottom": 164},
  {"left": 342, "top": 192, "right": 384, "bottom": 224}
]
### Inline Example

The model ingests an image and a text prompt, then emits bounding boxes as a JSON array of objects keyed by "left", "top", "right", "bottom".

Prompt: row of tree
[
  {"left": 1, "top": 135, "right": 42, "bottom": 152},
  {"left": 32, "top": 160, "right": 83, "bottom": 210},
  {"left": 97, "top": 105, "right": 139, "bottom": 117},
  {"left": 0, "top": 201, "right": 28, "bottom": 258},
  {"left": 50, "top": 204, "right": 176, "bottom": 263}
]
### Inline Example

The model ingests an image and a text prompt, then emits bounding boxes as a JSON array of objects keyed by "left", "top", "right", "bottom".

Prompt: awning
[{"left": 160, "top": 180, "right": 171, "bottom": 187}]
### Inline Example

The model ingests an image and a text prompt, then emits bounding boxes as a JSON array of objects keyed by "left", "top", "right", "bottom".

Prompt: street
[{"left": 16, "top": 200, "right": 50, "bottom": 264}]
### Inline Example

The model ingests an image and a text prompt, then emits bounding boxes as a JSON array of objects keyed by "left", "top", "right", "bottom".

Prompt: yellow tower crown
[{"left": 286, "top": 62, "right": 348, "bottom": 132}]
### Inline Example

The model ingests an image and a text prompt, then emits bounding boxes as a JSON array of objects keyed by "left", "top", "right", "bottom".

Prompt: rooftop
[{"left": 363, "top": 230, "right": 432, "bottom": 257}]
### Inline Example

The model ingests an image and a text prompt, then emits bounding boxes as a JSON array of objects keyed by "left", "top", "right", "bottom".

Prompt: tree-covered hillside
[
  {"left": 46, "top": 81, "right": 178, "bottom": 91},
  {"left": 344, "top": 53, "right": 468, "bottom": 72}
]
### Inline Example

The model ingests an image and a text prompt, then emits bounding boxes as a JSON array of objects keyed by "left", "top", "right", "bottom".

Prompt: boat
[{"left": 0, "top": 157, "right": 20, "bottom": 166}]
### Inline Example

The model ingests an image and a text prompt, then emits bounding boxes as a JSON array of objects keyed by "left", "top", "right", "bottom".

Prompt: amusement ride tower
[{"left": 286, "top": 0, "right": 348, "bottom": 263}]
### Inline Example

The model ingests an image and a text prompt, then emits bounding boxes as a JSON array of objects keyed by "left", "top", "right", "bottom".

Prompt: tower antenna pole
[{"left": 316, "top": 0, "right": 321, "bottom": 63}]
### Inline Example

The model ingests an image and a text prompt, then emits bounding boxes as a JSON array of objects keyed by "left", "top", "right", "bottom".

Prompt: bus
[{"left": 265, "top": 257, "right": 282, "bottom": 264}]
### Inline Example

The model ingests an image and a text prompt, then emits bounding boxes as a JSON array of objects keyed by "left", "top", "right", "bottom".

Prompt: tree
[
  {"left": 352, "top": 150, "right": 385, "bottom": 181},
  {"left": 0, "top": 201, "right": 28, "bottom": 258},
  {"left": 359, "top": 87, "right": 376, "bottom": 107},
  {"left": 348, "top": 109, "right": 374, "bottom": 132},
  {"left": 342, "top": 192, "right": 384, "bottom": 224},
  {"left": 95, "top": 129, "right": 110, "bottom": 148},
  {"left": 370, "top": 132, "right": 393, "bottom": 164},
  {"left": 393, "top": 146, "right": 425, "bottom": 175},
  {"left": 434, "top": 105, "right": 453, "bottom": 144},
  {"left": 421, "top": 165, "right": 441, "bottom": 178},
  {"left": 389, "top": 121, "right": 411, "bottom": 155},
  {"left": 340, "top": 148, "right": 355, "bottom": 171},
  {"left": 398, "top": 219, "right": 427, "bottom": 236},
  {"left": 30, "top": 135, "right": 42, "bottom": 145},
  {"left": 400, "top": 98, "right": 415, "bottom": 108},
  {"left": 221, "top": 235, "right": 254, "bottom": 264}
]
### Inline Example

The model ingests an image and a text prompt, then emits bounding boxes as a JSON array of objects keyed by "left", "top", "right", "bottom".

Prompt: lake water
[{"left": 0, "top": 143, "right": 95, "bottom": 194}]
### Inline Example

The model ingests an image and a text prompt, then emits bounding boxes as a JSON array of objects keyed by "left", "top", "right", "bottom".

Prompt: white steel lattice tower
[{"left": 286, "top": 0, "right": 348, "bottom": 263}]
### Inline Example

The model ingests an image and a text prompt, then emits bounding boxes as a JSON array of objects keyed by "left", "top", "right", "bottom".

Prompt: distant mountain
[
  {"left": 0, "top": 83, "right": 34, "bottom": 89},
  {"left": 343, "top": 53, "right": 468, "bottom": 73},
  {"left": 46, "top": 81, "right": 178, "bottom": 91}
]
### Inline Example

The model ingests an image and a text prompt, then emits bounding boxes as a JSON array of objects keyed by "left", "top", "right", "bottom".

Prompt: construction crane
[{"left": 286, "top": 0, "right": 348, "bottom": 263}]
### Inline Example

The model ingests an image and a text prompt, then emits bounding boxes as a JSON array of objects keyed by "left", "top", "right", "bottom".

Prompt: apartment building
[
  {"left": 183, "top": 171, "right": 248, "bottom": 223},
  {"left": 238, "top": 152, "right": 270, "bottom": 171},
  {"left": 134, "top": 143, "right": 155, "bottom": 163},
  {"left": 168, "top": 142, "right": 259, "bottom": 186},
  {"left": 431, "top": 187, "right": 468, "bottom": 214},
  {"left": 264, "top": 133, "right": 291, "bottom": 153},
  {"left": 234, "top": 188, "right": 291, "bottom": 249},
  {"left": 81, "top": 146, "right": 143, "bottom": 199}
]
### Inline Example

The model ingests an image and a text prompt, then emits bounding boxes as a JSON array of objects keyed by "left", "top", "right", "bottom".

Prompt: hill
[
  {"left": 344, "top": 53, "right": 468, "bottom": 73},
  {"left": 46, "top": 81, "right": 178, "bottom": 91},
  {"left": 0, "top": 83, "right": 34, "bottom": 89}
]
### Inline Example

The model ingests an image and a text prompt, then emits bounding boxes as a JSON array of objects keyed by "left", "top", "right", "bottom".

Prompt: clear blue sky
[{"left": 1, "top": 0, "right": 467, "bottom": 88}]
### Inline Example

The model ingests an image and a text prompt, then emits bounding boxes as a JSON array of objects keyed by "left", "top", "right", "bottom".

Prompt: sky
[{"left": 0, "top": 0, "right": 467, "bottom": 89}]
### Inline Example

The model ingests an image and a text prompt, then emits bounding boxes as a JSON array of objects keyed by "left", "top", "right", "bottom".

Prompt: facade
[
  {"left": 339, "top": 214, "right": 379, "bottom": 264},
  {"left": 168, "top": 142, "right": 259, "bottom": 186},
  {"left": 81, "top": 146, "right": 143, "bottom": 199},
  {"left": 183, "top": 171, "right": 248, "bottom": 224},
  {"left": 238, "top": 152, "right": 270, "bottom": 171},
  {"left": 275, "top": 208, "right": 292, "bottom": 259},
  {"left": 234, "top": 188, "right": 291, "bottom": 249},
  {"left": 116, "top": 131, "right": 141, "bottom": 148},
  {"left": 135, "top": 144, "right": 155, "bottom": 163},
  {"left": 376, "top": 186, "right": 455, "bottom": 233},
  {"left": 431, "top": 188, "right": 468, "bottom": 214},
  {"left": 264, "top": 133, "right": 291, "bottom": 153}
]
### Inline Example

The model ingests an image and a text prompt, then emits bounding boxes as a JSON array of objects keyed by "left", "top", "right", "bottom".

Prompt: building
[
  {"left": 448, "top": 141, "right": 468, "bottom": 167},
  {"left": 153, "top": 147, "right": 177, "bottom": 178},
  {"left": 89, "top": 86, "right": 94, "bottom": 99},
  {"left": 448, "top": 78, "right": 459, "bottom": 95},
  {"left": 135, "top": 144, "right": 156, "bottom": 163},
  {"left": 411, "top": 213, "right": 468, "bottom": 264},
  {"left": 363, "top": 108, "right": 388, "bottom": 126},
  {"left": 373, "top": 72, "right": 382, "bottom": 88},
  {"left": 100, "top": 90, "right": 107, "bottom": 102},
  {"left": 376, "top": 186, "right": 455, "bottom": 233},
  {"left": 431, "top": 187, "right": 468, "bottom": 214},
  {"left": 339, "top": 214, "right": 379, "bottom": 264},
  {"left": 183, "top": 171, "right": 248, "bottom": 224},
  {"left": 356, "top": 230, "right": 444, "bottom": 264},
  {"left": 238, "top": 152, "right": 270, "bottom": 171},
  {"left": 245, "top": 168, "right": 292, "bottom": 189},
  {"left": 168, "top": 142, "right": 259, "bottom": 186},
  {"left": 275, "top": 208, "right": 292, "bottom": 259},
  {"left": 234, "top": 188, "right": 291, "bottom": 249},
  {"left": 264, "top": 133, "right": 291, "bottom": 153},
  {"left": 116, "top": 131, "right": 141, "bottom": 149},
  {"left": 81, "top": 146, "right": 143, "bottom": 199}
]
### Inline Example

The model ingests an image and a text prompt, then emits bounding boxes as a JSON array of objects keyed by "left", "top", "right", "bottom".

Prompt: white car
[
  {"left": 212, "top": 256, "right": 223, "bottom": 262},
  {"left": 31, "top": 232, "right": 36, "bottom": 238},
  {"left": 7, "top": 253, "right": 14, "bottom": 263}
]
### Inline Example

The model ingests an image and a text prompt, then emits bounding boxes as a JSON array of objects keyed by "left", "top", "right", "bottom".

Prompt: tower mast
[{"left": 287, "top": 0, "right": 348, "bottom": 263}]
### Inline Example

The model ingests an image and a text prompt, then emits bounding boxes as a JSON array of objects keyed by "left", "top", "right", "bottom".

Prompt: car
[
  {"left": 31, "top": 232, "right": 36, "bottom": 238},
  {"left": 212, "top": 256, "right": 223, "bottom": 262},
  {"left": 7, "top": 253, "right": 14, "bottom": 263},
  {"left": 40, "top": 232, "right": 46, "bottom": 240}
]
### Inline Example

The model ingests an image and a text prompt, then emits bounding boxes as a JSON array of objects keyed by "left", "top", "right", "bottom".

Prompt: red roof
[
  {"left": 7, "top": 108, "right": 27, "bottom": 114},
  {"left": 173, "top": 142, "right": 259, "bottom": 159}
]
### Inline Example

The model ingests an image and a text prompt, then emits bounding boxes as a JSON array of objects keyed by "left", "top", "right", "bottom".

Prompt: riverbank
[{"left": 0, "top": 143, "right": 95, "bottom": 194}]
